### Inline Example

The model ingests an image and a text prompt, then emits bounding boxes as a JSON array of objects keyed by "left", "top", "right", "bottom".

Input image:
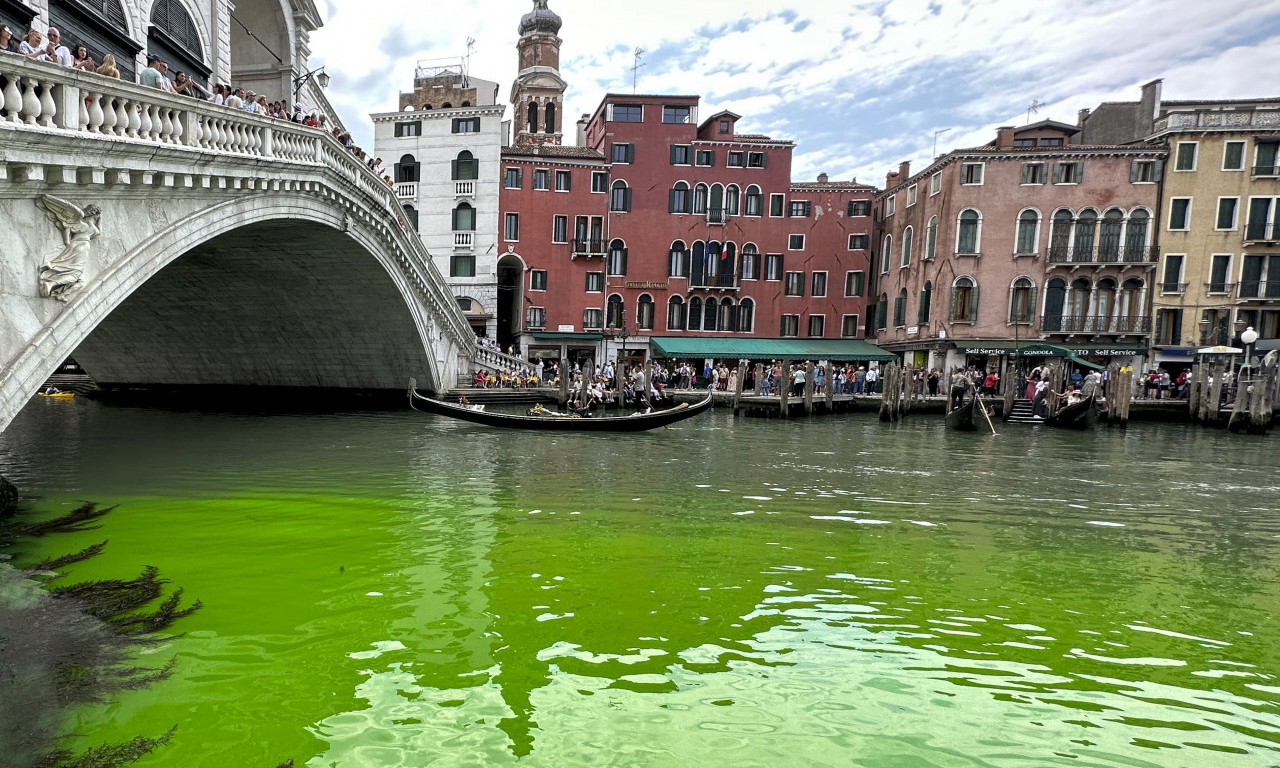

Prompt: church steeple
[{"left": 510, "top": 0, "right": 566, "bottom": 147}]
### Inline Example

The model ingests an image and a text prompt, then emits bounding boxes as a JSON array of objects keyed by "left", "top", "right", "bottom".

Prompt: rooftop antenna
[
  {"left": 1026, "top": 99, "right": 1044, "bottom": 125},
  {"left": 932, "top": 127, "right": 951, "bottom": 158},
  {"left": 463, "top": 36, "right": 476, "bottom": 87},
  {"left": 630, "top": 47, "right": 645, "bottom": 94}
]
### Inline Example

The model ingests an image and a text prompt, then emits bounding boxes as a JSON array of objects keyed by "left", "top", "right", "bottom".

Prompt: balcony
[
  {"left": 1205, "top": 281, "right": 1235, "bottom": 295},
  {"left": 688, "top": 272, "right": 739, "bottom": 290},
  {"left": 1041, "top": 315, "right": 1152, "bottom": 334},
  {"left": 707, "top": 207, "right": 729, "bottom": 225},
  {"left": 455, "top": 180, "right": 475, "bottom": 197},
  {"left": 1236, "top": 280, "right": 1280, "bottom": 300},
  {"left": 572, "top": 238, "right": 606, "bottom": 257},
  {"left": 395, "top": 182, "right": 417, "bottom": 199},
  {"left": 1252, "top": 165, "right": 1280, "bottom": 178},
  {"left": 1244, "top": 222, "right": 1280, "bottom": 244},
  {"left": 1046, "top": 245, "right": 1160, "bottom": 266},
  {"left": 453, "top": 232, "right": 473, "bottom": 248},
  {"left": 1158, "top": 282, "right": 1188, "bottom": 294}
]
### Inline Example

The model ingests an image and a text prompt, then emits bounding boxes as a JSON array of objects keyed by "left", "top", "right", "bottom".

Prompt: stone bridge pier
[{"left": 0, "top": 56, "right": 477, "bottom": 434}]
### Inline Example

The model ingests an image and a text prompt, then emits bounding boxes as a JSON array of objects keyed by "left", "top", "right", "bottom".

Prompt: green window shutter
[
  {"left": 1076, "top": 163, "right": 1084, "bottom": 183},
  {"left": 1028, "top": 286, "right": 1037, "bottom": 318},
  {"left": 627, "top": 145, "right": 635, "bottom": 164},
  {"left": 1052, "top": 163, "right": 1064, "bottom": 184},
  {"left": 1130, "top": 161, "right": 1140, "bottom": 183},
  {"left": 670, "top": 145, "right": 679, "bottom": 164},
  {"left": 1153, "top": 160, "right": 1164, "bottom": 181},
  {"left": 950, "top": 288, "right": 958, "bottom": 321},
  {"left": 1154, "top": 311, "right": 1165, "bottom": 345},
  {"left": 1171, "top": 309, "right": 1182, "bottom": 342},
  {"left": 451, "top": 159, "right": 459, "bottom": 180},
  {"left": 625, "top": 188, "right": 633, "bottom": 211},
  {"left": 968, "top": 285, "right": 980, "bottom": 322},
  {"left": 669, "top": 188, "right": 678, "bottom": 213}
]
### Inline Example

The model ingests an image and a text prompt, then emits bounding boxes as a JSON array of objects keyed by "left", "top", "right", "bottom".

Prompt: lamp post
[
  {"left": 292, "top": 66, "right": 331, "bottom": 101},
  {"left": 1242, "top": 325, "right": 1259, "bottom": 369}
]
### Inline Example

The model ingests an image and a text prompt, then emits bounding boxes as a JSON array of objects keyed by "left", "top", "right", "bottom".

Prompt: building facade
[
  {"left": 1145, "top": 99, "right": 1280, "bottom": 367},
  {"left": 371, "top": 66, "right": 505, "bottom": 338},
  {"left": 873, "top": 122, "right": 1165, "bottom": 377}
]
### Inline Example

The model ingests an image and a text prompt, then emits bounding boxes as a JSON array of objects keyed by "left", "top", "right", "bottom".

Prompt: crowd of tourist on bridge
[{"left": 0, "top": 24, "right": 399, "bottom": 182}]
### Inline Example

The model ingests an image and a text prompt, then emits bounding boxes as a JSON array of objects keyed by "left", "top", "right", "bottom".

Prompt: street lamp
[
  {"left": 1242, "top": 325, "right": 1259, "bottom": 367},
  {"left": 293, "top": 66, "right": 331, "bottom": 100}
]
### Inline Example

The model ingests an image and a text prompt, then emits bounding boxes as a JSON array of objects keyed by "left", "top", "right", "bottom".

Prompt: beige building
[{"left": 1144, "top": 99, "right": 1280, "bottom": 365}]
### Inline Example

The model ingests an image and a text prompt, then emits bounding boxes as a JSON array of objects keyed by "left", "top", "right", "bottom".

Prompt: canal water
[{"left": 1, "top": 396, "right": 1278, "bottom": 767}]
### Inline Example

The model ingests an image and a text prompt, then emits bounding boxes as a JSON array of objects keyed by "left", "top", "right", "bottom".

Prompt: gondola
[
  {"left": 944, "top": 396, "right": 980, "bottom": 431},
  {"left": 1045, "top": 392, "right": 1098, "bottom": 430},
  {"left": 408, "top": 379, "right": 713, "bottom": 432}
]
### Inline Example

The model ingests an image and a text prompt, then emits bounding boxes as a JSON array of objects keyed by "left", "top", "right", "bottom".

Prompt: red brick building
[{"left": 501, "top": 92, "right": 877, "bottom": 366}]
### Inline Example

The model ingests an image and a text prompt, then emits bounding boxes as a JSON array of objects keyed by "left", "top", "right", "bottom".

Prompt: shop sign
[
  {"left": 625, "top": 281, "right": 668, "bottom": 290},
  {"left": 557, "top": 324, "right": 575, "bottom": 332}
]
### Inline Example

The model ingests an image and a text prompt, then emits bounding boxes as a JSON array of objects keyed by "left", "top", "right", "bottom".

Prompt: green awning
[
  {"left": 955, "top": 341, "right": 1146, "bottom": 358},
  {"left": 531, "top": 332, "right": 604, "bottom": 341},
  {"left": 648, "top": 337, "right": 897, "bottom": 361}
]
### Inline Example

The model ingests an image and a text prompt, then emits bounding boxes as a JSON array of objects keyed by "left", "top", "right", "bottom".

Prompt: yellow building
[{"left": 1148, "top": 100, "right": 1280, "bottom": 367}]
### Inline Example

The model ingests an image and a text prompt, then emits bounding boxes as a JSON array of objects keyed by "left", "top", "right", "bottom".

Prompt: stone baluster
[
  {"left": 77, "top": 89, "right": 89, "bottom": 131},
  {"left": 85, "top": 92, "right": 104, "bottom": 133},
  {"left": 137, "top": 102, "right": 153, "bottom": 139},
  {"left": 261, "top": 125, "right": 273, "bottom": 158},
  {"left": 159, "top": 107, "right": 174, "bottom": 143},
  {"left": 113, "top": 98, "right": 128, "bottom": 137},
  {"left": 101, "top": 95, "right": 119, "bottom": 135},
  {"left": 38, "top": 81, "right": 56, "bottom": 127},
  {"left": 126, "top": 100, "right": 141, "bottom": 138},
  {"left": 170, "top": 108, "right": 184, "bottom": 145},
  {"left": 3, "top": 75, "right": 21, "bottom": 123},
  {"left": 20, "top": 77, "right": 41, "bottom": 124}
]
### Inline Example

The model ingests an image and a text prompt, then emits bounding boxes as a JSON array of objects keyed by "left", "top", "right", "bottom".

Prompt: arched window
[
  {"left": 918, "top": 281, "right": 932, "bottom": 324},
  {"left": 709, "top": 184, "right": 725, "bottom": 222},
  {"left": 893, "top": 288, "right": 908, "bottom": 327},
  {"left": 744, "top": 185, "right": 763, "bottom": 217},
  {"left": 720, "top": 242, "right": 736, "bottom": 286},
  {"left": 1068, "top": 277, "right": 1092, "bottom": 329},
  {"left": 688, "top": 297, "right": 703, "bottom": 330},
  {"left": 706, "top": 241, "right": 721, "bottom": 279},
  {"left": 610, "top": 180, "right": 632, "bottom": 212},
  {"left": 740, "top": 244, "right": 760, "bottom": 281},
  {"left": 452, "top": 150, "right": 478, "bottom": 181},
  {"left": 637, "top": 294, "right": 654, "bottom": 330},
  {"left": 1016, "top": 209, "right": 1040, "bottom": 255},
  {"left": 901, "top": 225, "right": 913, "bottom": 268},
  {"left": 150, "top": 0, "right": 205, "bottom": 86},
  {"left": 606, "top": 293, "right": 624, "bottom": 328},
  {"left": 1125, "top": 209, "right": 1150, "bottom": 256},
  {"left": 452, "top": 202, "right": 475, "bottom": 231},
  {"left": 1119, "top": 278, "right": 1144, "bottom": 331},
  {"left": 1074, "top": 209, "right": 1098, "bottom": 259},
  {"left": 875, "top": 293, "right": 888, "bottom": 330},
  {"left": 957, "top": 209, "right": 981, "bottom": 255},
  {"left": 718, "top": 299, "right": 734, "bottom": 331},
  {"left": 544, "top": 102, "right": 556, "bottom": 134},
  {"left": 528, "top": 102, "right": 539, "bottom": 134},
  {"left": 1009, "top": 277, "right": 1036, "bottom": 323},
  {"left": 926, "top": 216, "right": 938, "bottom": 261},
  {"left": 693, "top": 183, "right": 709, "bottom": 214},
  {"left": 738, "top": 298, "right": 755, "bottom": 332},
  {"left": 1091, "top": 278, "right": 1116, "bottom": 331},
  {"left": 951, "top": 277, "right": 978, "bottom": 322},
  {"left": 667, "top": 296, "right": 686, "bottom": 330},
  {"left": 402, "top": 204, "right": 418, "bottom": 230},
  {"left": 442, "top": 102, "right": 453, "bottom": 108},
  {"left": 1050, "top": 209, "right": 1073, "bottom": 261},
  {"left": 396, "top": 153, "right": 419, "bottom": 183},
  {"left": 1043, "top": 277, "right": 1068, "bottom": 331},
  {"left": 690, "top": 241, "right": 706, "bottom": 286},
  {"left": 704, "top": 297, "right": 719, "bottom": 331},
  {"left": 669, "top": 181, "right": 690, "bottom": 214},
  {"left": 668, "top": 240, "right": 689, "bottom": 277},
  {"left": 607, "top": 239, "right": 627, "bottom": 276},
  {"left": 880, "top": 234, "right": 892, "bottom": 274},
  {"left": 1099, "top": 209, "right": 1124, "bottom": 261},
  {"left": 726, "top": 184, "right": 740, "bottom": 216}
]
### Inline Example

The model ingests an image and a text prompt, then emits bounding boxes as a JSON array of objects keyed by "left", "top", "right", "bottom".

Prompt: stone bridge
[{"left": 0, "top": 55, "right": 516, "bottom": 434}]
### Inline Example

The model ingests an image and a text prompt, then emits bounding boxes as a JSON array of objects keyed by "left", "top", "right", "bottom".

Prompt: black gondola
[
  {"left": 408, "top": 379, "right": 713, "bottom": 432},
  {"left": 944, "top": 396, "right": 980, "bottom": 431},
  {"left": 1045, "top": 392, "right": 1098, "bottom": 430}
]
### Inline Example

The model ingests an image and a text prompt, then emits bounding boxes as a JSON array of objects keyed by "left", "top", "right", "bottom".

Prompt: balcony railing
[
  {"left": 1237, "top": 280, "right": 1280, "bottom": 299},
  {"left": 453, "top": 232, "right": 473, "bottom": 248},
  {"left": 455, "top": 180, "right": 475, "bottom": 197},
  {"left": 395, "top": 182, "right": 417, "bottom": 199},
  {"left": 1205, "top": 281, "right": 1235, "bottom": 294},
  {"left": 1252, "top": 165, "right": 1280, "bottom": 177},
  {"left": 1158, "top": 282, "right": 1188, "bottom": 293},
  {"left": 1046, "top": 245, "right": 1160, "bottom": 265},
  {"left": 1155, "top": 109, "right": 1280, "bottom": 133},
  {"left": 688, "top": 272, "right": 739, "bottom": 289},
  {"left": 1244, "top": 222, "right": 1280, "bottom": 243},
  {"left": 1041, "top": 315, "right": 1152, "bottom": 334},
  {"left": 572, "top": 238, "right": 606, "bottom": 256},
  {"left": 707, "top": 207, "right": 729, "bottom": 225}
]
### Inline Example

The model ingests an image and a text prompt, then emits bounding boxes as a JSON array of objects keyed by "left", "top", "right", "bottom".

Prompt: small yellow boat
[{"left": 38, "top": 391, "right": 75, "bottom": 399}]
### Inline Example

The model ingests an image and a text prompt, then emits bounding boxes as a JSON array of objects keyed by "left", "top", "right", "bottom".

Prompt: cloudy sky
[{"left": 309, "top": 0, "right": 1280, "bottom": 185}]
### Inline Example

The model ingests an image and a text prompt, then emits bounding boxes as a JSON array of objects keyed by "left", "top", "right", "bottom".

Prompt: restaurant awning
[
  {"left": 648, "top": 337, "right": 897, "bottom": 361},
  {"left": 954, "top": 341, "right": 1147, "bottom": 358}
]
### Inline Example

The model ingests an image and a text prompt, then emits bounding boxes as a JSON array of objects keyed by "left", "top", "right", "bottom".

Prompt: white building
[{"left": 371, "top": 63, "right": 505, "bottom": 339}]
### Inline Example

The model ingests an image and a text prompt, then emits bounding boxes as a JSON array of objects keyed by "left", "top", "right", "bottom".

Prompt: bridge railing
[
  {"left": 472, "top": 346, "right": 535, "bottom": 377},
  {"left": 0, "top": 55, "right": 476, "bottom": 362}
]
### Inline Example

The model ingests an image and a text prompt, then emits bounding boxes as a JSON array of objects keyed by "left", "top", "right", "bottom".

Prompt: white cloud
[{"left": 308, "top": 0, "right": 1280, "bottom": 186}]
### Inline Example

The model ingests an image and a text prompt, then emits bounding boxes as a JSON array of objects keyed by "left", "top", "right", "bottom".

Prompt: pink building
[{"left": 872, "top": 122, "right": 1167, "bottom": 379}]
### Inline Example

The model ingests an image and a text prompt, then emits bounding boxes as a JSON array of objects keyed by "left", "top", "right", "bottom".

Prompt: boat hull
[
  {"left": 1045, "top": 393, "right": 1098, "bottom": 430},
  {"left": 944, "top": 397, "right": 979, "bottom": 431}
]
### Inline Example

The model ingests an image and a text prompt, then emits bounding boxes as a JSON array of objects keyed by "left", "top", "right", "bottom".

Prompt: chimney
[
  {"left": 1077, "top": 107, "right": 1091, "bottom": 126},
  {"left": 898, "top": 161, "right": 911, "bottom": 180},
  {"left": 817, "top": 172, "right": 829, "bottom": 183},
  {"left": 995, "top": 126, "right": 1015, "bottom": 148},
  {"left": 885, "top": 170, "right": 899, "bottom": 188}
]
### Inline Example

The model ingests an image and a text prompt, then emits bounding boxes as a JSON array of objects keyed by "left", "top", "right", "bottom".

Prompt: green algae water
[{"left": 2, "top": 397, "right": 1279, "bottom": 767}]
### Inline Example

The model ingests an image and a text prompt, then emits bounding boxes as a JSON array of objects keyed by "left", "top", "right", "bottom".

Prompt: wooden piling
[
  {"left": 779, "top": 360, "right": 791, "bottom": 418},
  {"left": 580, "top": 360, "right": 593, "bottom": 407},
  {"left": 753, "top": 363, "right": 764, "bottom": 396},
  {"left": 732, "top": 359, "right": 747, "bottom": 415},
  {"left": 803, "top": 361, "right": 815, "bottom": 415},
  {"left": 559, "top": 357, "right": 570, "bottom": 406},
  {"left": 824, "top": 361, "right": 835, "bottom": 413}
]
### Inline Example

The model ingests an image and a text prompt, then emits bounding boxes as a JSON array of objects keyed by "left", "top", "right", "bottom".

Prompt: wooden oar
[{"left": 976, "top": 394, "right": 998, "bottom": 435}]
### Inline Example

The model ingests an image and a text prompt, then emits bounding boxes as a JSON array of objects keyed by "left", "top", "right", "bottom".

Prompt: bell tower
[{"left": 510, "top": 0, "right": 566, "bottom": 147}]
